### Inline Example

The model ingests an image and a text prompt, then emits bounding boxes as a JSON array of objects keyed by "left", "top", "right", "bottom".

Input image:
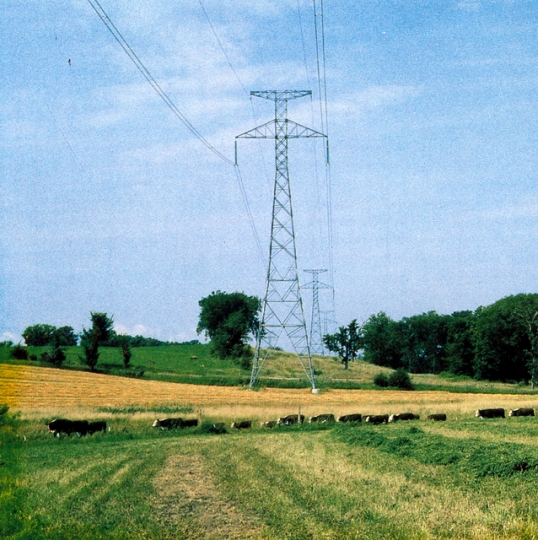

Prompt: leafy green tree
[
  {"left": 399, "top": 312, "right": 449, "bottom": 374},
  {"left": 361, "top": 312, "right": 403, "bottom": 369},
  {"left": 472, "top": 294, "right": 538, "bottom": 381},
  {"left": 22, "top": 324, "right": 56, "bottom": 346},
  {"left": 118, "top": 336, "right": 132, "bottom": 368},
  {"left": 54, "top": 326, "right": 78, "bottom": 346},
  {"left": 323, "top": 319, "right": 362, "bottom": 370},
  {"left": 444, "top": 311, "right": 475, "bottom": 376},
  {"left": 80, "top": 312, "right": 114, "bottom": 371},
  {"left": 197, "top": 291, "right": 261, "bottom": 366}
]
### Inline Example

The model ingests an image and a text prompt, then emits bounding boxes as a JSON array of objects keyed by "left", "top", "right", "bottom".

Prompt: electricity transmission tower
[
  {"left": 303, "top": 269, "right": 332, "bottom": 355},
  {"left": 236, "top": 90, "right": 327, "bottom": 390}
]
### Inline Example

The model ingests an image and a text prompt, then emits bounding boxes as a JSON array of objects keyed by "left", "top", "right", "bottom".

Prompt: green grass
[
  {"left": 2, "top": 344, "right": 538, "bottom": 395},
  {"left": 6, "top": 416, "right": 538, "bottom": 538}
]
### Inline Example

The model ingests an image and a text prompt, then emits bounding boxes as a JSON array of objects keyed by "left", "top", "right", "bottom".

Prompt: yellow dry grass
[{"left": 3, "top": 364, "right": 538, "bottom": 423}]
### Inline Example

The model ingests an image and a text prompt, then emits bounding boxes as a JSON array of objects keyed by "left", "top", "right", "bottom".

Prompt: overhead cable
[{"left": 86, "top": 0, "right": 234, "bottom": 166}]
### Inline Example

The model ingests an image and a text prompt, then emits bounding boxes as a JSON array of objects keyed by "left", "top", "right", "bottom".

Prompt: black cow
[
  {"left": 476, "top": 408, "right": 505, "bottom": 419},
  {"left": 46, "top": 419, "right": 89, "bottom": 437},
  {"left": 261, "top": 420, "right": 277, "bottom": 428},
  {"left": 338, "top": 414, "right": 362, "bottom": 423},
  {"left": 309, "top": 414, "right": 335, "bottom": 424},
  {"left": 278, "top": 414, "right": 305, "bottom": 426},
  {"left": 182, "top": 419, "right": 199, "bottom": 428},
  {"left": 88, "top": 421, "right": 107, "bottom": 434},
  {"left": 231, "top": 420, "right": 252, "bottom": 429},
  {"left": 509, "top": 408, "right": 535, "bottom": 417},
  {"left": 364, "top": 414, "right": 389, "bottom": 425},
  {"left": 426, "top": 413, "right": 447, "bottom": 421},
  {"left": 389, "top": 413, "right": 420, "bottom": 422},
  {"left": 152, "top": 417, "right": 184, "bottom": 429}
]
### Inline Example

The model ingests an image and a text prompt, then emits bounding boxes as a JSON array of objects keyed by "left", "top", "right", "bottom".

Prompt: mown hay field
[
  {"left": 2, "top": 364, "right": 538, "bottom": 423},
  {"left": 5, "top": 364, "right": 538, "bottom": 538}
]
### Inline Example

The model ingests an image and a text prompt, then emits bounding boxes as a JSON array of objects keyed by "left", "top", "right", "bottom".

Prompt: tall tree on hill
[
  {"left": 472, "top": 294, "right": 538, "bottom": 382},
  {"left": 323, "top": 319, "right": 362, "bottom": 370},
  {"left": 80, "top": 312, "right": 114, "bottom": 371},
  {"left": 361, "top": 312, "right": 403, "bottom": 369},
  {"left": 22, "top": 324, "right": 56, "bottom": 346},
  {"left": 197, "top": 291, "right": 261, "bottom": 368}
]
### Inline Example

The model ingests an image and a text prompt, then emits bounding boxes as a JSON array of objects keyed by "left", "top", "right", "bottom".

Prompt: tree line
[
  {"left": 20, "top": 323, "right": 199, "bottom": 348},
  {"left": 337, "top": 293, "right": 538, "bottom": 383},
  {"left": 10, "top": 291, "right": 538, "bottom": 385}
]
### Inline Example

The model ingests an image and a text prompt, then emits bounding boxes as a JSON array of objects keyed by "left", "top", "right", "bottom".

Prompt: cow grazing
[
  {"left": 152, "top": 417, "right": 184, "bottom": 429},
  {"left": 338, "top": 414, "right": 362, "bottom": 423},
  {"left": 88, "top": 421, "right": 107, "bottom": 434},
  {"left": 309, "top": 414, "right": 335, "bottom": 424},
  {"left": 388, "top": 413, "right": 420, "bottom": 422},
  {"left": 509, "top": 408, "right": 535, "bottom": 417},
  {"left": 182, "top": 419, "right": 199, "bottom": 428},
  {"left": 261, "top": 420, "right": 277, "bottom": 428},
  {"left": 364, "top": 414, "right": 389, "bottom": 425},
  {"left": 46, "top": 419, "right": 89, "bottom": 437},
  {"left": 231, "top": 420, "right": 252, "bottom": 429},
  {"left": 278, "top": 414, "right": 305, "bottom": 426},
  {"left": 475, "top": 408, "right": 505, "bottom": 419},
  {"left": 426, "top": 414, "right": 447, "bottom": 421}
]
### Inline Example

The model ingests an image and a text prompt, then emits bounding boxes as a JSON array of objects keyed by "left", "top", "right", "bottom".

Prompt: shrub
[
  {"left": 388, "top": 368, "right": 414, "bottom": 390},
  {"left": 10, "top": 344, "right": 28, "bottom": 360},
  {"left": 41, "top": 346, "right": 66, "bottom": 367},
  {"left": 373, "top": 372, "right": 389, "bottom": 387}
]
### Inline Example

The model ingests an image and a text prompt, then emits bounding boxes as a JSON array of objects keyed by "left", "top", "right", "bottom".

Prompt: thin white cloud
[
  {"left": 329, "top": 85, "right": 422, "bottom": 120},
  {"left": 1, "top": 332, "right": 21, "bottom": 344},
  {"left": 455, "top": 1, "right": 481, "bottom": 12}
]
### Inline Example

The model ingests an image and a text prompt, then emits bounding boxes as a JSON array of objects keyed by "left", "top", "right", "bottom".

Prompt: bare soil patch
[{"left": 152, "top": 451, "right": 264, "bottom": 539}]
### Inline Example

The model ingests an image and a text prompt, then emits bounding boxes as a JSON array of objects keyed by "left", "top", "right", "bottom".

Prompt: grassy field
[
  {"left": 3, "top": 364, "right": 538, "bottom": 538},
  {"left": 5, "top": 411, "right": 538, "bottom": 538},
  {"left": 1, "top": 344, "right": 535, "bottom": 394}
]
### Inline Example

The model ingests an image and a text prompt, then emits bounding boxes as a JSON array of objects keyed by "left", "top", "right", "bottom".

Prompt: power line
[
  {"left": 86, "top": 0, "right": 234, "bottom": 166},
  {"left": 198, "top": 0, "right": 249, "bottom": 96},
  {"left": 87, "top": 0, "right": 268, "bottom": 269},
  {"left": 313, "top": 0, "right": 335, "bottom": 320}
]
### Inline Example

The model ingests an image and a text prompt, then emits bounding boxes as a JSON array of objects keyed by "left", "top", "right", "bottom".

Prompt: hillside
[{"left": 1, "top": 343, "right": 536, "bottom": 394}]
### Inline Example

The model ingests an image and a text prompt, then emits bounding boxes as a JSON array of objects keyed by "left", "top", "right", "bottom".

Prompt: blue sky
[{"left": 1, "top": 0, "right": 537, "bottom": 344}]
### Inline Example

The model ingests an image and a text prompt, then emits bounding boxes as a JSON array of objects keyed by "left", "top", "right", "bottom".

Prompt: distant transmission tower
[
  {"left": 236, "top": 90, "right": 327, "bottom": 391},
  {"left": 303, "top": 269, "right": 332, "bottom": 355}
]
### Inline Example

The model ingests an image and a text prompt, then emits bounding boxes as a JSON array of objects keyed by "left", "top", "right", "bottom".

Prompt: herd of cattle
[{"left": 45, "top": 407, "right": 536, "bottom": 438}]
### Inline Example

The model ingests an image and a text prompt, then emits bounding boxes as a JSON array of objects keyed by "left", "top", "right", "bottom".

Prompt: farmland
[{"left": 3, "top": 363, "right": 538, "bottom": 538}]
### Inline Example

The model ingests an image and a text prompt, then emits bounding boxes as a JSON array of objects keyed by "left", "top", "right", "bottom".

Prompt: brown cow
[
  {"left": 509, "top": 408, "right": 535, "bottom": 417},
  {"left": 278, "top": 414, "right": 305, "bottom": 426},
  {"left": 364, "top": 414, "right": 389, "bottom": 425},
  {"left": 388, "top": 413, "right": 420, "bottom": 422},
  {"left": 426, "top": 413, "right": 447, "bottom": 421},
  {"left": 309, "top": 414, "right": 335, "bottom": 424},
  {"left": 231, "top": 420, "right": 252, "bottom": 429},
  {"left": 338, "top": 414, "right": 362, "bottom": 423},
  {"left": 475, "top": 408, "right": 505, "bottom": 419}
]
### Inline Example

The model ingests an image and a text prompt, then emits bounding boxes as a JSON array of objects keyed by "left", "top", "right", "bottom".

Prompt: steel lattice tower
[
  {"left": 303, "top": 269, "right": 331, "bottom": 355},
  {"left": 236, "top": 90, "right": 327, "bottom": 390}
]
